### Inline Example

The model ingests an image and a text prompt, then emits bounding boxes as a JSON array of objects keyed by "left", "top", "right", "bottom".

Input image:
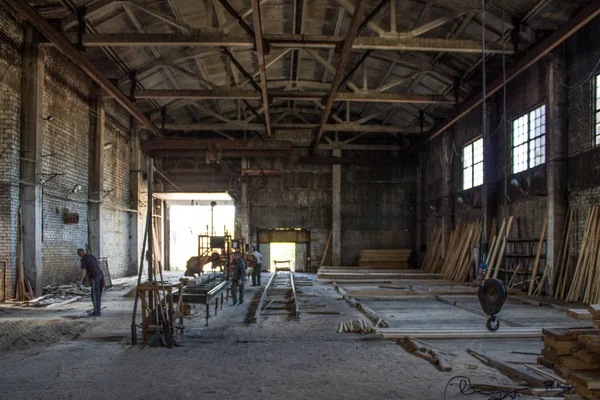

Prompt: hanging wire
[
  {"left": 480, "top": 0, "right": 488, "bottom": 254},
  {"left": 502, "top": 0, "right": 509, "bottom": 272}
]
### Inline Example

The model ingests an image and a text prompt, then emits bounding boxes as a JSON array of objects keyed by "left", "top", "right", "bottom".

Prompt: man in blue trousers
[
  {"left": 77, "top": 248, "right": 105, "bottom": 316},
  {"left": 231, "top": 251, "right": 246, "bottom": 306}
]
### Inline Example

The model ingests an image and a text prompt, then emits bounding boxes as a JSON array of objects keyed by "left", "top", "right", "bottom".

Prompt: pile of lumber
[
  {"left": 315, "top": 267, "right": 441, "bottom": 282},
  {"left": 441, "top": 221, "right": 482, "bottom": 282},
  {"left": 358, "top": 249, "right": 411, "bottom": 268},
  {"left": 337, "top": 319, "right": 373, "bottom": 334},
  {"left": 484, "top": 217, "right": 516, "bottom": 281},
  {"left": 565, "top": 206, "right": 600, "bottom": 304},
  {"left": 421, "top": 227, "right": 443, "bottom": 273},
  {"left": 375, "top": 326, "right": 542, "bottom": 339},
  {"left": 553, "top": 210, "right": 577, "bottom": 299},
  {"left": 43, "top": 284, "right": 90, "bottom": 297},
  {"left": 539, "top": 322, "right": 600, "bottom": 399}
]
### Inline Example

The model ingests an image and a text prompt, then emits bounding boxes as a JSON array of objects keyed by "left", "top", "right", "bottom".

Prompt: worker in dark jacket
[
  {"left": 77, "top": 248, "right": 104, "bottom": 316},
  {"left": 231, "top": 251, "right": 246, "bottom": 305}
]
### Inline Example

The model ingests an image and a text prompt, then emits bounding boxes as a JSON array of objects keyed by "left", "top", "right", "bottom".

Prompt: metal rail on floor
[
  {"left": 253, "top": 270, "right": 301, "bottom": 322},
  {"left": 290, "top": 271, "right": 301, "bottom": 319},
  {"left": 253, "top": 269, "right": 278, "bottom": 323}
]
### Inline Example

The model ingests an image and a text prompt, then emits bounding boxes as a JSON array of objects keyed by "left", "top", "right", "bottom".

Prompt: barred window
[
  {"left": 512, "top": 105, "right": 546, "bottom": 173},
  {"left": 463, "top": 138, "right": 483, "bottom": 190}
]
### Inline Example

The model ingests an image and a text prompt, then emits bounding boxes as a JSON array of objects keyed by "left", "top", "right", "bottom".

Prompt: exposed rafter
[
  {"left": 424, "top": 0, "right": 600, "bottom": 144},
  {"left": 251, "top": 0, "right": 272, "bottom": 136},
  {"left": 48, "top": 33, "right": 513, "bottom": 53},
  {"left": 130, "top": 89, "right": 454, "bottom": 104},
  {"left": 5, "top": 0, "right": 161, "bottom": 137},
  {"left": 153, "top": 122, "right": 426, "bottom": 134},
  {"left": 311, "top": 0, "right": 368, "bottom": 153}
]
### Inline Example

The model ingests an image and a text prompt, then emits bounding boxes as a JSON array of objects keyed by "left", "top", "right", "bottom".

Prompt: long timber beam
[
  {"left": 152, "top": 123, "right": 426, "bottom": 134},
  {"left": 131, "top": 89, "right": 454, "bottom": 104},
  {"left": 43, "top": 33, "right": 513, "bottom": 54}
]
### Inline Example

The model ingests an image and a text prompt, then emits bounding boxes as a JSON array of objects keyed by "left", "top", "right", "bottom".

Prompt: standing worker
[
  {"left": 231, "top": 251, "right": 246, "bottom": 305},
  {"left": 77, "top": 248, "right": 104, "bottom": 316},
  {"left": 248, "top": 246, "right": 263, "bottom": 286}
]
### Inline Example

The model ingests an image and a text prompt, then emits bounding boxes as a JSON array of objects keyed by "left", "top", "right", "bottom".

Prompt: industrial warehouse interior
[{"left": 2, "top": 0, "right": 600, "bottom": 398}]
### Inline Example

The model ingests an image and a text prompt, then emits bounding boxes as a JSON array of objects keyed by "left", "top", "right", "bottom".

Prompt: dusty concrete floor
[{"left": 0, "top": 273, "right": 584, "bottom": 400}]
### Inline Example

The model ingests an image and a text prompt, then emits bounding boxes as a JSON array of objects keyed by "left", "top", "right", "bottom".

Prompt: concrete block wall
[
  {"left": 341, "top": 155, "right": 415, "bottom": 265},
  {"left": 248, "top": 150, "right": 332, "bottom": 270},
  {"left": 0, "top": 6, "right": 22, "bottom": 299}
]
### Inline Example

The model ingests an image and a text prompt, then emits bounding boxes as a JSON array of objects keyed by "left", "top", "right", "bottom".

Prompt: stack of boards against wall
[{"left": 358, "top": 250, "right": 411, "bottom": 268}]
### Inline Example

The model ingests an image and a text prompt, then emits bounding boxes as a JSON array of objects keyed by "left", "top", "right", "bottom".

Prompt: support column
[
  {"left": 546, "top": 48, "right": 568, "bottom": 282},
  {"left": 441, "top": 131, "right": 454, "bottom": 256},
  {"left": 128, "top": 126, "right": 141, "bottom": 275},
  {"left": 483, "top": 100, "right": 498, "bottom": 250},
  {"left": 332, "top": 149, "right": 342, "bottom": 266},
  {"left": 147, "top": 158, "right": 154, "bottom": 282},
  {"left": 415, "top": 152, "right": 424, "bottom": 265},
  {"left": 20, "top": 26, "right": 44, "bottom": 296},
  {"left": 239, "top": 158, "right": 250, "bottom": 244},
  {"left": 164, "top": 202, "right": 170, "bottom": 271},
  {"left": 88, "top": 93, "right": 104, "bottom": 257}
]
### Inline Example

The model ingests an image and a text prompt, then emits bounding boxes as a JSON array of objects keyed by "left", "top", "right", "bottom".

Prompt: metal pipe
[
  {"left": 130, "top": 205, "right": 150, "bottom": 345},
  {"left": 290, "top": 271, "right": 300, "bottom": 319},
  {"left": 147, "top": 158, "right": 154, "bottom": 283},
  {"left": 253, "top": 270, "right": 278, "bottom": 323}
]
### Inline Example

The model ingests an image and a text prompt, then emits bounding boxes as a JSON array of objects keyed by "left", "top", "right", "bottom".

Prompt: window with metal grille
[
  {"left": 512, "top": 104, "right": 546, "bottom": 174},
  {"left": 595, "top": 74, "right": 600, "bottom": 145},
  {"left": 463, "top": 138, "right": 483, "bottom": 190}
]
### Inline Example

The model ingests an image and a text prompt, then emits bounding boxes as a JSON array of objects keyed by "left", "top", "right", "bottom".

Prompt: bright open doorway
[
  {"left": 160, "top": 193, "right": 235, "bottom": 271},
  {"left": 269, "top": 242, "right": 296, "bottom": 272}
]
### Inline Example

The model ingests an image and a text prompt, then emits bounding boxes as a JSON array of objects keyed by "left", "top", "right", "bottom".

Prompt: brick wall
[
  {"left": 41, "top": 48, "right": 93, "bottom": 285},
  {"left": 101, "top": 111, "right": 132, "bottom": 278},
  {"left": 0, "top": 5, "right": 22, "bottom": 299}
]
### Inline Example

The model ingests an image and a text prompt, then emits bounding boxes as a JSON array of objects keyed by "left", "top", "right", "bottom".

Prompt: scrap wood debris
[
  {"left": 398, "top": 337, "right": 452, "bottom": 372},
  {"left": 337, "top": 319, "right": 374, "bottom": 334}
]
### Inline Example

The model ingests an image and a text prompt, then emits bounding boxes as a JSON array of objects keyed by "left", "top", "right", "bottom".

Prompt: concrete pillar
[
  {"left": 88, "top": 93, "right": 104, "bottom": 258},
  {"left": 238, "top": 158, "right": 250, "bottom": 244},
  {"left": 483, "top": 101, "right": 498, "bottom": 250},
  {"left": 164, "top": 202, "right": 170, "bottom": 271},
  {"left": 20, "top": 26, "right": 44, "bottom": 296},
  {"left": 332, "top": 149, "right": 342, "bottom": 266},
  {"left": 441, "top": 131, "right": 454, "bottom": 256},
  {"left": 546, "top": 48, "right": 568, "bottom": 282},
  {"left": 128, "top": 126, "right": 141, "bottom": 275},
  {"left": 415, "top": 152, "right": 424, "bottom": 265}
]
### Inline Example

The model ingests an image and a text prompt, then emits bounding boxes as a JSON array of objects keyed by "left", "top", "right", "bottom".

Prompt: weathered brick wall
[
  {"left": 101, "top": 106, "right": 132, "bottom": 278},
  {"left": 565, "top": 20, "right": 600, "bottom": 257},
  {"left": 341, "top": 154, "right": 415, "bottom": 266},
  {"left": 41, "top": 48, "right": 93, "bottom": 285},
  {"left": 0, "top": 6, "right": 22, "bottom": 299}
]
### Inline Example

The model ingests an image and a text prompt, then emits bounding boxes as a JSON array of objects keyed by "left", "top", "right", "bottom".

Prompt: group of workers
[
  {"left": 229, "top": 246, "right": 263, "bottom": 305},
  {"left": 75, "top": 244, "right": 264, "bottom": 317}
]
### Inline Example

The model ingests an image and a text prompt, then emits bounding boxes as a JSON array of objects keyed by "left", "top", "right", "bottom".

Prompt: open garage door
[{"left": 257, "top": 229, "right": 310, "bottom": 272}]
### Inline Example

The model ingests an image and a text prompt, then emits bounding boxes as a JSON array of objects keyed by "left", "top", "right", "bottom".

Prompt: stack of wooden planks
[
  {"left": 421, "top": 227, "right": 443, "bottom": 273},
  {"left": 566, "top": 206, "right": 600, "bottom": 304},
  {"left": 358, "top": 249, "right": 411, "bottom": 268},
  {"left": 484, "top": 217, "right": 515, "bottom": 281},
  {"left": 553, "top": 210, "right": 577, "bottom": 299},
  {"left": 539, "top": 323, "right": 600, "bottom": 399},
  {"left": 441, "top": 220, "right": 482, "bottom": 282},
  {"left": 315, "top": 266, "right": 441, "bottom": 283}
]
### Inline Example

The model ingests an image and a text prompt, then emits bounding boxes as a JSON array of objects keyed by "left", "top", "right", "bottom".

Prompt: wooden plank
[
  {"left": 560, "top": 356, "right": 600, "bottom": 371},
  {"left": 567, "top": 309, "right": 594, "bottom": 321},
  {"left": 529, "top": 216, "right": 548, "bottom": 295},
  {"left": 467, "top": 349, "right": 553, "bottom": 387},
  {"left": 319, "top": 231, "right": 332, "bottom": 268}
]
